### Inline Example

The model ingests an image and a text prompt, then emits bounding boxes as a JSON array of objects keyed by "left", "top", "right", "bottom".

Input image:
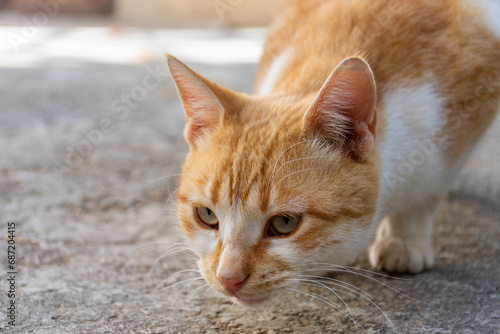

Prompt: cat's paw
[{"left": 369, "top": 237, "right": 434, "bottom": 274}]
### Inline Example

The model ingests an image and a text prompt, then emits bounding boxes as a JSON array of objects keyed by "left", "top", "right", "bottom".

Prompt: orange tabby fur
[
  {"left": 257, "top": 0, "right": 500, "bottom": 161},
  {"left": 167, "top": 0, "right": 500, "bottom": 305}
]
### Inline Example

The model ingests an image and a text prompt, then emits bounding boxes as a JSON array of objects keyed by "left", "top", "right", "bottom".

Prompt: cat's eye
[
  {"left": 267, "top": 214, "right": 301, "bottom": 236},
  {"left": 195, "top": 206, "right": 219, "bottom": 228}
]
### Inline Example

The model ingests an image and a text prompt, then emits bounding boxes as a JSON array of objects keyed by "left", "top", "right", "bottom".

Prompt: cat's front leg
[{"left": 369, "top": 199, "right": 442, "bottom": 274}]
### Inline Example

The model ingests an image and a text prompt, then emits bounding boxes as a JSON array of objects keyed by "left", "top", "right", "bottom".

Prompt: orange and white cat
[{"left": 167, "top": 0, "right": 500, "bottom": 305}]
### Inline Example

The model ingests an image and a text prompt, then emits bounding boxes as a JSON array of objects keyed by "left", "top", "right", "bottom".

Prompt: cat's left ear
[
  {"left": 303, "top": 57, "right": 377, "bottom": 161},
  {"left": 167, "top": 55, "right": 241, "bottom": 148}
]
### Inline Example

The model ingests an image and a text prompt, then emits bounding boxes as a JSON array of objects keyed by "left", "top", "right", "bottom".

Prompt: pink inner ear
[
  {"left": 167, "top": 56, "right": 223, "bottom": 146},
  {"left": 304, "top": 57, "right": 377, "bottom": 160},
  {"left": 321, "top": 59, "right": 376, "bottom": 133}
]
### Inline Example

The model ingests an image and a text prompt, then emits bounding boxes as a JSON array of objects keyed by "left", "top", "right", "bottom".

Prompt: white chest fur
[{"left": 377, "top": 81, "right": 446, "bottom": 217}]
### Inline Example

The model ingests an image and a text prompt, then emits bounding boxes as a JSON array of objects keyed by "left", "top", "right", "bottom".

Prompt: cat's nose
[{"left": 217, "top": 273, "right": 249, "bottom": 295}]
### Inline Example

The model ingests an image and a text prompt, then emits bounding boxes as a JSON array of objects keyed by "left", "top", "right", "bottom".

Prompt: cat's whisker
[
  {"left": 318, "top": 281, "right": 396, "bottom": 332},
  {"left": 285, "top": 287, "right": 359, "bottom": 329},
  {"left": 307, "top": 262, "right": 417, "bottom": 281},
  {"left": 144, "top": 246, "right": 199, "bottom": 289},
  {"left": 203, "top": 284, "right": 214, "bottom": 295},
  {"left": 157, "top": 267, "right": 200, "bottom": 280},
  {"left": 284, "top": 292, "right": 351, "bottom": 329},
  {"left": 162, "top": 185, "right": 181, "bottom": 216},
  {"left": 297, "top": 274, "right": 373, "bottom": 300},
  {"left": 200, "top": 285, "right": 225, "bottom": 306},
  {"left": 186, "top": 281, "right": 212, "bottom": 300},
  {"left": 188, "top": 281, "right": 210, "bottom": 294},
  {"left": 303, "top": 279, "right": 376, "bottom": 312},
  {"left": 265, "top": 139, "right": 315, "bottom": 195},
  {"left": 124, "top": 241, "right": 197, "bottom": 291},
  {"left": 295, "top": 278, "right": 358, "bottom": 328},
  {"left": 147, "top": 267, "right": 200, "bottom": 291},
  {"left": 303, "top": 264, "right": 419, "bottom": 302},
  {"left": 158, "top": 277, "right": 204, "bottom": 302},
  {"left": 149, "top": 246, "right": 198, "bottom": 270},
  {"left": 161, "top": 207, "right": 182, "bottom": 225},
  {"left": 135, "top": 173, "right": 184, "bottom": 192},
  {"left": 173, "top": 275, "right": 207, "bottom": 299},
  {"left": 125, "top": 241, "right": 190, "bottom": 255},
  {"left": 297, "top": 275, "right": 396, "bottom": 331},
  {"left": 152, "top": 245, "right": 197, "bottom": 262},
  {"left": 152, "top": 276, "right": 205, "bottom": 295},
  {"left": 268, "top": 155, "right": 333, "bottom": 193},
  {"left": 269, "top": 167, "right": 323, "bottom": 195}
]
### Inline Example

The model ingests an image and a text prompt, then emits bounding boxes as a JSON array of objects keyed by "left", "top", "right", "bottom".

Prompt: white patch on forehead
[
  {"left": 257, "top": 48, "right": 291, "bottom": 96},
  {"left": 219, "top": 212, "right": 266, "bottom": 249},
  {"left": 218, "top": 184, "right": 266, "bottom": 247},
  {"left": 218, "top": 204, "right": 241, "bottom": 243}
]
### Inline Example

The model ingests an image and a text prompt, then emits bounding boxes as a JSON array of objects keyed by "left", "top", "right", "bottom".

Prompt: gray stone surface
[{"left": 0, "top": 19, "right": 499, "bottom": 334}]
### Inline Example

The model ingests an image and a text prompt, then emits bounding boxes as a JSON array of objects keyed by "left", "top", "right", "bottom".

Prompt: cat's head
[{"left": 167, "top": 55, "right": 378, "bottom": 305}]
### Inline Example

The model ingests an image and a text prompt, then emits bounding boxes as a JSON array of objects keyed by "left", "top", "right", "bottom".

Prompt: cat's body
[{"left": 167, "top": 0, "right": 500, "bottom": 305}]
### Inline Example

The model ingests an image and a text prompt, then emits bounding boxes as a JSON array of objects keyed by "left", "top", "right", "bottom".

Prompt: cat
[{"left": 166, "top": 0, "right": 500, "bottom": 305}]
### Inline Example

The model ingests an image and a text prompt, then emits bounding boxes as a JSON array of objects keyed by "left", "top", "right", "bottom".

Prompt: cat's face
[{"left": 168, "top": 55, "right": 378, "bottom": 305}]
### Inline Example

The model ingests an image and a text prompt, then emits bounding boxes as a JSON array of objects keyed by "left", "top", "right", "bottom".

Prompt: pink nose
[{"left": 217, "top": 274, "right": 249, "bottom": 295}]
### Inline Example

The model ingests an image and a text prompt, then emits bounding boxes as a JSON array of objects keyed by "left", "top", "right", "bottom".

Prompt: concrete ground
[{"left": 0, "top": 14, "right": 499, "bottom": 334}]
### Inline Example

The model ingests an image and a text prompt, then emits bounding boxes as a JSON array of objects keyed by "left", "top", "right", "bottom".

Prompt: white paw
[{"left": 369, "top": 237, "right": 434, "bottom": 274}]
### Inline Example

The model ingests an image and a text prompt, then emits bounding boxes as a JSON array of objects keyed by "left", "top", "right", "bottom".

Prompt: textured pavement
[{"left": 0, "top": 16, "right": 499, "bottom": 334}]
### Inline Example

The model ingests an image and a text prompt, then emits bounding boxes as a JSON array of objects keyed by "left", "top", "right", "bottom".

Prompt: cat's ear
[
  {"left": 303, "top": 57, "right": 377, "bottom": 161},
  {"left": 167, "top": 55, "right": 228, "bottom": 148}
]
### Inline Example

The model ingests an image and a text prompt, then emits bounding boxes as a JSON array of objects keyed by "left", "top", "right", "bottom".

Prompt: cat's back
[
  {"left": 256, "top": 0, "right": 500, "bottom": 161},
  {"left": 257, "top": 0, "right": 500, "bottom": 93}
]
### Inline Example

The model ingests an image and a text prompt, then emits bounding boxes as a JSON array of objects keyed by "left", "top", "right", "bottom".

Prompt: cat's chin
[
  {"left": 220, "top": 292, "right": 273, "bottom": 307},
  {"left": 234, "top": 294, "right": 270, "bottom": 306}
]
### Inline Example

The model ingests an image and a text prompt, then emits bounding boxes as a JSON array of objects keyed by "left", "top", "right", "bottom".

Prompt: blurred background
[
  {"left": 0, "top": 0, "right": 291, "bottom": 25},
  {"left": 0, "top": 0, "right": 294, "bottom": 68}
]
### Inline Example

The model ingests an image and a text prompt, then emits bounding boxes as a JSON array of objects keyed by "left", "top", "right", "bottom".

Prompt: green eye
[
  {"left": 195, "top": 207, "right": 219, "bottom": 228},
  {"left": 268, "top": 214, "right": 301, "bottom": 236}
]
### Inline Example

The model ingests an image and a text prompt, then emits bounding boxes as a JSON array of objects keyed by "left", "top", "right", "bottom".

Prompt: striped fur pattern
[{"left": 167, "top": 0, "right": 500, "bottom": 305}]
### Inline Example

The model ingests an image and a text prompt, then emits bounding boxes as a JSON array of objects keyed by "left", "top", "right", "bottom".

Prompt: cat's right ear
[
  {"left": 167, "top": 55, "right": 225, "bottom": 148},
  {"left": 303, "top": 57, "right": 377, "bottom": 162}
]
